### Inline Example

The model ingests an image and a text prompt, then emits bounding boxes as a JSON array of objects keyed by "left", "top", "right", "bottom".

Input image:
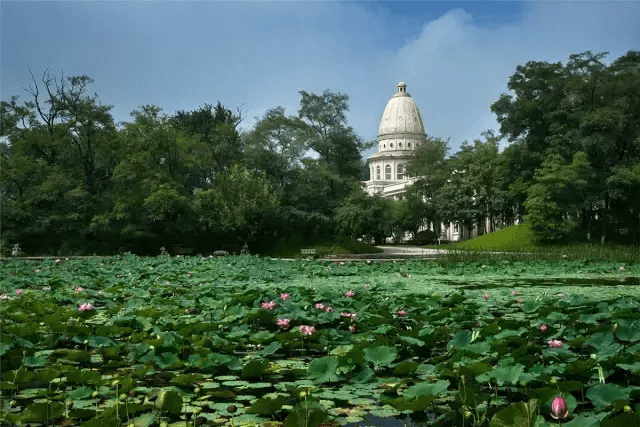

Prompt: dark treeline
[
  {"left": 1, "top": 72, "right": 371, "bottom": 255},
  {"left": 1, "top": 51, "right": 639, "bottom": 255}
]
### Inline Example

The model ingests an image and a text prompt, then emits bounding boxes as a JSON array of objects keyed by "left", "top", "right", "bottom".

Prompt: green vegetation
[
  {"left": 264, "top": 236, "right": 382, "bottom": 258},
  {"left": 2, "top": 50, "right": 638, "bottom": 255},
  {"left": 437, "top": 223, "right": 536, "bottom": 252},
  {"left": 1, "top": 256, "right": 639, "bottom": 426},
  {"left": 1, "top": 79, "right": 372, "bottom": 256},
  {"left": 428, "top": 223, "right": 640, "bottom": 264}
]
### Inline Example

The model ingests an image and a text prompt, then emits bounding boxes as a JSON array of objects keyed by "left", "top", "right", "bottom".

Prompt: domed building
[
  {"left": 364, "top": 82, "right": 509, "bottom": 242},
  {"left": 364, "top": 82, "right": 426, "bottom": 199}
]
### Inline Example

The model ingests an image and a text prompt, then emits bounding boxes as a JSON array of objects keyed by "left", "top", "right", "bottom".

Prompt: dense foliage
[
  {"left": 2, "top": 50, "right": 639, "bottom": 253},
  {"left": 402, "top": 51, "right": 640, "bottom": 244},
  {"left": 0, "top": 74, "right": 371, "bottom": 255},
  {"left": 1, "top": 256, "right": 639, "bottom": 426}
]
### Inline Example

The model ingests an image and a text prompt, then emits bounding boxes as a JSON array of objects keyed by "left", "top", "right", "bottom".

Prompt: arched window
[
  {"left": 385, "top": 165, "right": 391, "bottom": 180},
  {"left": 397, "top": 164, "right": 404, "bottom": 180},
  {"left": 376, "top": 166, "right": 381, "bottom": 180}
]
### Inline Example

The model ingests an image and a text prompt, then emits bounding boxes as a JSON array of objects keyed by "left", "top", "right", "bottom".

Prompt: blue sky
[{"left": 2, "top": 1, "right": 639, "bottom": 157}]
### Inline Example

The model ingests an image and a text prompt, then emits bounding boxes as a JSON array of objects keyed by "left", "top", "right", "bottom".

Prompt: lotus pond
[{"left": 1, "top": 255, "right": 640, "bottom": 427}]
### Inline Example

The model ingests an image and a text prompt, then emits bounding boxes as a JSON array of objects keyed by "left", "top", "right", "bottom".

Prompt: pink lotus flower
[
  {"left": 344, "top": 290, "right": 355, "bottom": 298},
  {"left": 619, "top": 266, "right": 625, "bottom": 271},
  {"left": 34, "top": 269, "right": 40, "bottom": 273},
  {"left": 517, "top": 298, "right": 523, "bottom": 303},
  {"left": 557, "top": 293, "right": 565, "bottom": 298},
  {"left": 78, "top": 303, "right": 94, "bottom": 312},
  {"left": 551, "top": 396, "right": 569, "bottom": 419},
  {"left": 397, "top": 310, "right": 407, "bottom": 316},
  {"left": 299, "top": 325, "right": 315, "bottom": 336},
  {"left": 185, "top": 308, "right": 190, "bottom": 314},
  {"left": 261, "top": 301, "right": 276, "bottom": 310},
  {"left": 315, "top": 303, "right": 325, "bottom": 310},
  {"left": 276, "top": 318, "right": 291, "bottom": 328},
  {"left": 43, "top": 286, "right": 51, "bottom": 291},
  {"left": 73, "top": 286, "right": 85, "bottom": 292},
  {"left": 482, "top": 293, "right": 489, "bottom": 300},
  {"left": 199, "top": 283, "right": 203, "bottom": 287},
  {"left": 511, "top": 290, "right": 518, "bottom": 296},
  {"left": 341, "top": 312, "right": 357, "bottom": 321},
  {"left": 186, "top": 273, "right": 192, "bottom": 278},
  {"left": 99, "top": 263, "right": 104, "bottom": 267},
  {"left": 364, "top": 284, "right": 370, "bottom": 289},
  {"left": 548, "top": 339, "right": 563, "bottom": 348},
  {"left": 15, "top": 289, "right": 23, "bottom": 296},
  {"left": 349, "top": 325, "right": 356, "bottom": 333},
  {"left": 540, "top": 324, "right": 548, "bottom": 333},
  {"left": 324, "top": 306, "right": 333, "bottom": 312},
  {"left": 55, "top": 258, "right": 61, "bottom": 264},
  {"left": 280, "top": 293, "right": 290, "bottom": 301}
]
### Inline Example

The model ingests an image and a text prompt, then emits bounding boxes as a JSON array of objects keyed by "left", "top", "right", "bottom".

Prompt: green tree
[
  {"left": 96, "top": 105, "right": 198, "bottom": 251},
  {"left": 492, "top": 51, "right": 640, "bottom": 243},
  {"left": 298, "top": 89, "right": 373, "bottom": 178},
  {"left": 334, "top": 185, "right": 394, "bottom": 244},
  {"left": 242, "top": 107, "right": 308, "bottom": 193},
  {"left": 172, "top": 102, "right": 244, "bottom": 181},
  {"left": 524, "top": 152, "right": 593, "bottom": 242},
  {"left": 192, "top": 164, "right": 279, "bottom": 243}
]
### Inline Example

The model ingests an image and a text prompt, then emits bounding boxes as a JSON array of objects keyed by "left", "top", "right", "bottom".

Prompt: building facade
[
  {"left": 364, "top": 82, "right": 423, "bottom": 200},
  {"left": 363, "top": 82, "right": 489, "bottom": 242}
]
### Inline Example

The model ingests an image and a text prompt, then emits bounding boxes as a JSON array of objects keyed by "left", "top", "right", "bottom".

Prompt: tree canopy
[{"left": 2, "top": 50, "right": 639, "bottom": 255}]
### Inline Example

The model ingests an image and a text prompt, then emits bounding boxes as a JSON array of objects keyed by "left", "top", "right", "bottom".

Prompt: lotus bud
[
  {"left": 9, "top": 400, "right": 16, "bottom": 407},
  {"left": 550, "top": 396, "right": 569, "bottom": 419},
  {"left": 194, "top": 387, "right": 200, "bottom": 394},
  {"left": 550, "top": 378, "right": 557, "bottom": 384},
  {"left": 120, "top": 393, "right": 127, "bottom": 400},
  {"left": 83, "top": 340, "right": 89, "bottom": 345},
  {"left": 624, "top": 405, "right": 632, "bottom": 412},
  {"left": 112, "top": 379, "right": 120, "bottom": 387}
]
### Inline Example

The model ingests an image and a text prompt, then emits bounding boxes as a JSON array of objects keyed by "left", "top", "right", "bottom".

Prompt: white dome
[{"left": 378, "top": 82, "right": 425, "bottom": 138}]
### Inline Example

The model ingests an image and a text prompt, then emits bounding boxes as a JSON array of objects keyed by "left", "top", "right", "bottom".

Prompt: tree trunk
[{"left": 601, "top": 192, "right": 609, "bottom": 244}]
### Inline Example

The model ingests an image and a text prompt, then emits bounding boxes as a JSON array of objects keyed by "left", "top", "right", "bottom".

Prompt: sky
[{"left": 2, "top": 1, "right": 639, "bottom": 158}]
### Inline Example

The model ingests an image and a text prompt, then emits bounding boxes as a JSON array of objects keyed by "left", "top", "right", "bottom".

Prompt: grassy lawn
[{"left": 426, "top": 223, "right": 640, "bottom": 264}]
